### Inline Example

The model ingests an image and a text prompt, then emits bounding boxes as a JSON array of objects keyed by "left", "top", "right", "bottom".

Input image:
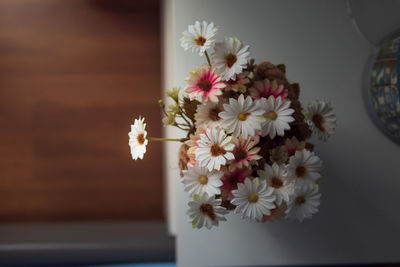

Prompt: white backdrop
[{"left": 164, "top": 0, "right": 400, "bottom": 266}]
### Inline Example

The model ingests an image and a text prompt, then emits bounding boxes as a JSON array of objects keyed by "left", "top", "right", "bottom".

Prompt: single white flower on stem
[{"left": 128, "top": 117, "right": 148, "bottom": 160}]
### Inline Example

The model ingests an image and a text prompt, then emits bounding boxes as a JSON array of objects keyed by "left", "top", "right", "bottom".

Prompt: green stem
[
  {"left": 171, "top": 97, "right": 192, "bottom": 127},
  {"left": 177, "top": 106, "right": 192, "bottom": 127},
  {"left": 205, "top": 50, "right": 212, "bottom": 66},
  {"left": 177, "top": 122, "right": 190, "bottom": 128},
  {"left": 147, "top": 137, "right": 187, "bottom": 142},
  {"left": 175, "top": 124, "right": 190, "bottom": 131}
]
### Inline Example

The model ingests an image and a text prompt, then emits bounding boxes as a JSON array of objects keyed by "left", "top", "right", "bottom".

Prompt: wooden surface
[{"left": 0, "top": 0, "right": 163, "bottom": 222}]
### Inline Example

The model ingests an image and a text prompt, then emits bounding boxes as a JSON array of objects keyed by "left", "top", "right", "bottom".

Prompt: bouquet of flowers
[{"left": 129, "top": 21, "right": 336, "bottom": 229}]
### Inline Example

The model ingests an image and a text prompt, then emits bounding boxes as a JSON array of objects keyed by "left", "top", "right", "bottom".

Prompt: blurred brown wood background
[{"left": 0, "top": 0, "right": 163, "bottom": 222}]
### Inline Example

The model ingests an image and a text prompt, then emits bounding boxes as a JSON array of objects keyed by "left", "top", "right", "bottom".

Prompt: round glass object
[{"left": 367, "top": 34, "right": 400, "bottom": 144}]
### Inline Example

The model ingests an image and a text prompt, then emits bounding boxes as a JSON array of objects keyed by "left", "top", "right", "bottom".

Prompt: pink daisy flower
[
  {"left": 230, "top": 136, "right": 262, "bottom": 170},
  {"left": 185, "top": 65, "right": 226, "bottom": 103},
  {"left": 185, "top": 127, "right": 208, "bottom": 166},
  {"left": 284, "top": 136, "right": 306, "bottom": 157},
  {"left": 224, "top": 72, "right": 250, "bottom": 93},
  {"left": 221, "top": 168, "right": 252, "bottom": 199},
  {"left": 249, "top": 79, "right": 288, "bottom": 100},
  {"left": 262, "top": 203, "right": 287, "bottom": 222}
]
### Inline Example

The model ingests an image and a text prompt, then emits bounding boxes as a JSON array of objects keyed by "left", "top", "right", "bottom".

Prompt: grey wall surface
[
  {"left": 349, "top": 0, "right": 400, "bottom": 46},
  {"left": 172, "top": 0, "right": 400, "bottom": 266}
]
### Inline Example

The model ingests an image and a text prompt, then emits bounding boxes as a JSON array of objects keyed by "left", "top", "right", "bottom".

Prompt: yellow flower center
[
  {"left": 248, "top": 193, "right": 259, "bottom": 203},
  {"left": 295, "top": 165, "right": 307, "bottom": 178},
  {"left": 237, "top": 112, "right": 250, "bottom": 121},
  {"left": 199, "top": 175, "right": 208, "bottom": 185},
  {"left": 265, "top": 111, "right": 278, "bottom": 120},
  {"left": 136, "top": 133, "right": 145, "bottom": 145},
  {"left": 295, "top": 196, "right": 306, "bottom": 205},
  {"left": 194, "top": 35, "right": 207, "bottom": 46}
]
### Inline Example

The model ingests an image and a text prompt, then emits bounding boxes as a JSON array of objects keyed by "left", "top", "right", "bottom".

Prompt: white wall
[
  {"left": 166, "top": 0, "right": 400, "bottom": 265},
  {"left": 162, "top": 0, "right": 180, "bottom": 236}
]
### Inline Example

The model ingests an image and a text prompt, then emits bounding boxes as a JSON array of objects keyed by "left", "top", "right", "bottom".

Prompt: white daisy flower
[
  {"left": 195, "top": 127, "right": 235, "bottom": 171},
  {"left": 180, "top": 21, "right": 218, "bottom": 56},
  {"left": 187, "top": 193, "right": 228, "bottom": 229},
  {"left": 287, "top": 149, "right": 323, "bottom": 184},
  {"left": 211, "top": 37, "right": 250, "bottom": 81},
  {"left": 194, "top": 102, "right": 223, "bottom": 128},
  {"left": 286, "top": 182, "right": 321, "bottom": 222},
  {"left": 231, "top": 178, "right": 276, "bottom": 221},
  {"left": 219, "top": 94, "right": 265, "bottom": 139},
  {"left": 258, "top": 163, "right": 294, "bottom": 206},
  {"left": 128, "top": 117, "right": 148, "bottom": 160},
  {"left": 257, "top": 96, "right": 295, "bottom": 139},
  {"left": 182, "top": 164, "right": 224, "bottom": 196},
  {"left": 305, "top": 100, "right": 337, "bottom": 141}
]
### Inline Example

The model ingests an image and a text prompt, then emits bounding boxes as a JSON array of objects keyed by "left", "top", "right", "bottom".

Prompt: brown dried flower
[
  {"left": 284, "top": 136, "right": 306, "bottom": 157},
  {"left": 178, "top": 144, "right": 190, "bottom": 177},
  {"left": 254, "top": 61, "right": 287, "bottom": 86},
  {"left": 269, "top": 146, "right": 289, "bottom": 165}
]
